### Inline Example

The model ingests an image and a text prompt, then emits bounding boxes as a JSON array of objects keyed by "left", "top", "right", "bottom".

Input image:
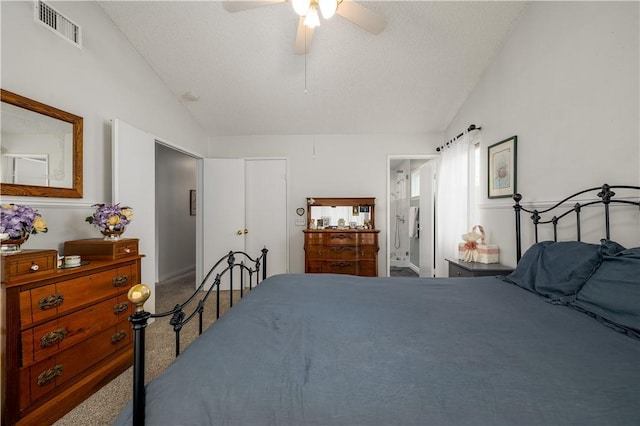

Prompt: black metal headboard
[{"left": 513, "top": 183, "right": 640, "bottom": 262}]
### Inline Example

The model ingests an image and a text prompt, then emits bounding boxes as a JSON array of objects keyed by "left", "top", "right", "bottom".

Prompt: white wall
[
  {"left": 1, "top": 1, "right": 208, "bottom": 253},
  {"left": 446, "top": 1, "right": 640, "bottom": 266},
  {"left": 209, "top": 133, "right": 442, "bottom": 274}
]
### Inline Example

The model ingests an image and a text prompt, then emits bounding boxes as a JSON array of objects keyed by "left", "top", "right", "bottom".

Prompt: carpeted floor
[{"left": 53, "top": 272, "right": 242, "bottom": 426}]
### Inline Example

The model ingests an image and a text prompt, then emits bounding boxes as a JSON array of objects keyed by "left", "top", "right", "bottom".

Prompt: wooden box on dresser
[
  {"left": 1, "top": 239, "right": 143, "bottom": 426},
  {"left": 303, "top": 197, "right": 380, "bottom": 277}
]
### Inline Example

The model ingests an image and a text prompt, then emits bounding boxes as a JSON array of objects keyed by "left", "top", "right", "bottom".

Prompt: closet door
[
  {"left": 202, "top": 158, "right": 288, "bottom": 288},
  {"left": 202, "top": 158, "right": 245, "bottom": 290},
  {"left": 245, "top": 159, "right": 287, "bottom": 276},
  {"left": 112, "top": 118, "right": 157, "bottom": 312}
]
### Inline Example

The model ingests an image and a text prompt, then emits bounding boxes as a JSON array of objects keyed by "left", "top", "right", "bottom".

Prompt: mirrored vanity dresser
[
  {"left": 1, "top": 239, "right": 143, "bottom": 425},
  {"left": 303, "top": 197, "right": 380, "bottom": 277}
]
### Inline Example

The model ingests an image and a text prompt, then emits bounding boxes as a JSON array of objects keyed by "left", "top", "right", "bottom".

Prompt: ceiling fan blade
[
  {"left": 223, "top": 0, "right": 286, "bottom": 13},
  {"left": 336, "top": 0, "right": 387, "bottom": 34},
  {"left": 294, "top": 16, "right": 314, "bottom": 55}
]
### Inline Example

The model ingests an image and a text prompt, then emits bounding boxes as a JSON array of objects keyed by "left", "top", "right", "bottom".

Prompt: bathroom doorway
[{"left": 387, "top": 155, "right": 438, "bottom": 277}]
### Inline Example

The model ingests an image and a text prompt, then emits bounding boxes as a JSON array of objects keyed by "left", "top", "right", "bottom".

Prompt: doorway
[
  {"left": 387, "top": 155, "right": 438, "bottom": 277},
  {"left": 156, "top": 144, "right": 198, "bottom": 283}
]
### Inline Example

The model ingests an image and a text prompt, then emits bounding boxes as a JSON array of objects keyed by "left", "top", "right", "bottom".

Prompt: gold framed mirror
[{"left": 1, "top": 89, "right": 83, "bottom": 198}]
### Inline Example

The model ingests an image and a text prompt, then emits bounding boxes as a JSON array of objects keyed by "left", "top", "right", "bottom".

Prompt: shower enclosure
[
  {"left": 390, "top": 164, "right": 411, "bottom": 270},
  {"left": 388, "top": 157, "right": 436, "bottom": 277}
]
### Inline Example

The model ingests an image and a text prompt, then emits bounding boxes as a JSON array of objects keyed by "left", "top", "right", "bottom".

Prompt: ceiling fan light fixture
[
  {"left": 304, "top": 6, "right": 320, "bottom": 28},
  {"left": 318, "top": 0, "right": 337, "bottom": 19},
  {"left": 292, "top": 0, "right": 311, "bottom": 16}
]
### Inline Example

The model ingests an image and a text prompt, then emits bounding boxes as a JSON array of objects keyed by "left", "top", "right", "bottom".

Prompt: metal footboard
[{"left": 126, "top": 247, "right": 268, "bottom": 426}]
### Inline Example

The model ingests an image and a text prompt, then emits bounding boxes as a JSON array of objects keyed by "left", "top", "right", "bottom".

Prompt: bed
[{"left": 115, "top": 184, "right": 640, "bottom": 426}]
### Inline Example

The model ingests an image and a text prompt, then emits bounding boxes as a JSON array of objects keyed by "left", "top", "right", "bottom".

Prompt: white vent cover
[{"left": 34, "top": 1, "right": 82, "bottom": 47}]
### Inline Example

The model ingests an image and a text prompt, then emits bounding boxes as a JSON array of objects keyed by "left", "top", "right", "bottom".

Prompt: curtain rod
[{"left": 436, "top": 124, "right": 481, "bottom": 152}]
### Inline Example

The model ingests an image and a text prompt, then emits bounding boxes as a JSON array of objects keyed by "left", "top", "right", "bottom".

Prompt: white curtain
[{"left": 435, "top": 132, "right": 470, "bottom": 277}]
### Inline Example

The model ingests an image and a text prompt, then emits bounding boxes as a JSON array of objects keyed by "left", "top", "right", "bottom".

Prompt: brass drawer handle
[
  {"left": 38, "top": 293, "right": 64, "bottom": 310},
  {"left": 113, "top": 302, "right": 129, "bottom": 314},
  {"left": 112, "top": 275, "right": 130, "bottom": 287},
  {"left": 111, "top": 330, "right": 127, "bottom": 344},
  {"left": 331, "top": 262, "right": 351, "bottom": 268},
  {"left": 40, "top": 328, "right": 67, "bottom": 348},
  {"left": 37, "top": 364, "right": 63, "bottom": 386}
]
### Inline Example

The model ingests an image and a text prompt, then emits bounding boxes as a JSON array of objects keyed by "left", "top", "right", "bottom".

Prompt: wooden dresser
[
  {"left": 1, "top": 239, "right": 143, "bottom": 425},
  {"left": 303, "top": 197, "right": 379, "bottom": 277},
  {"left": 303, "top": 229, "right": 380, "bottom": 276}
]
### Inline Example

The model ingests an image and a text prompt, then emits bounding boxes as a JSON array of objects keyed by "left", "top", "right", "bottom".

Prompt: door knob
[
  {"left": 237, "top": 230, "right": 243, "bottom": 235},
  {"left": 244, "top": 229, "right": 248, "bottom": 234}
]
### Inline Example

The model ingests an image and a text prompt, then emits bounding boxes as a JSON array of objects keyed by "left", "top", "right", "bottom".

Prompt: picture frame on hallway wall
[
  {"left": 190, "top": 189, "right": 196, "bottom": 216},
  {"left": 488, "top": 136, "right": 517, "bottom": 199}
]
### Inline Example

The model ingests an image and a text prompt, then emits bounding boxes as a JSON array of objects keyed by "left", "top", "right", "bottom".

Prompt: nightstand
[{"left": 446, "top": 258, "right": 514, "bottom": 278}]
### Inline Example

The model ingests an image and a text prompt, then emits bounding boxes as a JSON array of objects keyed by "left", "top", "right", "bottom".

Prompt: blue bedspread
[{"left": 114, "top": 273, "right": 640, "bottom": 426}]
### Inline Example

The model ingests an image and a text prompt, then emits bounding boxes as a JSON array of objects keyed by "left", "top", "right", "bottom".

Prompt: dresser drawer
[
  {"left": 304, "top": 247, "right": 324, "bottom": 260},
  {"left": 20, "top": 318, "right": 132, "bottom": 408},
  {"left": 2, "top": 250, "right": 57, "bottom": 282},
  {"left": 327, "top": 233, "right": 357, "bottom": 245},
  {"left": 20, "top": 263, "right": 136, "bottom": 327},
  {"left": 305, "top": 260, "right": 325, "bottom": 273},
  {"left": 356, "top": 246, "right": 378, "bottom": 260},
  {"left": 327, "top": 246, "right": 357, "bottom": 260},
  {"left": 355, "top": 233, "right": 377, "bottom": 246},
  {"left": 357, "top": 261, "right": 377, "bottom": 277},
  {"left": 325, "top": 261, "right": 357, "bottom": 275},
  {"left": 304, "top": 233, "right": 324, "bottom": 245},
  {"left": 21, "top": 296, "right": 133, "bottom": 366}
]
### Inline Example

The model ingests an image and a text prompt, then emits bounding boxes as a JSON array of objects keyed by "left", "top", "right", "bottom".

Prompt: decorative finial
[{"left": 128, "top": 284, "right": 151, "bottom": 313}]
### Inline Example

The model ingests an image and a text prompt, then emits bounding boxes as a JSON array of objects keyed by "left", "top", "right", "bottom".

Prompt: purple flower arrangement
[
  {"left": 0, "top": 204, "right": 48, "bottom": 239},
  {"left": 86, "top": 203, "right": 133, "bottom": 231}
]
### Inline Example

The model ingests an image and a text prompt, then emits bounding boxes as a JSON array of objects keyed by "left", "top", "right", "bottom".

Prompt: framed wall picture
[
  {"left": 190, "top": 189, "right": 196, "bottom": 216},
  {"left": 488, "top": 136, "right": 517, "bottom": 199}
]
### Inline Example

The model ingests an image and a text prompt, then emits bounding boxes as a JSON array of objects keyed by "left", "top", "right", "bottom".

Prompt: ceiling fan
[{"left": 222, "top": 0, "right": 387, "bottom": 55}]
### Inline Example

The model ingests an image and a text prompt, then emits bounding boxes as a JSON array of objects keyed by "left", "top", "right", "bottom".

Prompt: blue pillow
[
  {"left": 504, "top": 241, "right": 602, "bottom": 300},
  {"left": 600, "top": 239, "right": 627, "bottom": 256},
  {"left": 572, "top": 246, "right": 640, "bottom": 336}
]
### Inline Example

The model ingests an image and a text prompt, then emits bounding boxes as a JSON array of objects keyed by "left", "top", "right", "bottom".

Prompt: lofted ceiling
[{"left": 98, "top": 1, "right": 527, "bottom": 137}]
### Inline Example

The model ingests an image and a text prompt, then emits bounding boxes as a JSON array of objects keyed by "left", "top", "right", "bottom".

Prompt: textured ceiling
[{"left": 99, "top": 1, "right": 527, "bottom": 137}]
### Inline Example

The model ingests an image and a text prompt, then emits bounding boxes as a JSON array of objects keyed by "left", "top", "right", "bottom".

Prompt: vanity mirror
[
  {"left": 307, "top": 197, "right": 376, "bottom": 229},
  {"left": 1, "top": 89, "right": 83, "bottom": 198}
]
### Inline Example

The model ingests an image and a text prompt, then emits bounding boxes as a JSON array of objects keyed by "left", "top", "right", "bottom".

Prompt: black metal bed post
[
  {"left": 215, "top": 273, "right": 221, "bottom": 320},
  {"left": 574, "top": 203, "right": 582, "bottom": 241},
  {"left": 513, "top": 194, "right": 522, "bottom": 262},
  {"left": 261, "top": 247, "right": 269, "bottom": 281},
  {"left": 598, "top": 184, "right": 615, "bottom": 240},
  {"left": 127, "top": 284, "right": 151, "bottom": 426},
  {"left": 240, "top": 261, "right": 245, "bottom": 298},
  {"left": 228, "top": 252, "right": 235, "bottom": 308}
]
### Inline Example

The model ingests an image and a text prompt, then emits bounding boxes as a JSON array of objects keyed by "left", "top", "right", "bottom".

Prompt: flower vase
[
  {"left": 1, "top": 232, "right": 29, "bottom": 254},
  {"left": 101, "top": 227, "right": 125, "bottom": 241}
]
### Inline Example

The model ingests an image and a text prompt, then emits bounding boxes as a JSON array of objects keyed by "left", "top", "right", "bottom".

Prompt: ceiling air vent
[{"left": 34, "top": 1, "right": 82, "bottom": 47}]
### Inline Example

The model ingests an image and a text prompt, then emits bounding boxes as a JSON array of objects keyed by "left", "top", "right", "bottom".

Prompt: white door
[
  {"left": 112, "top": 119, "right": 157, "bottom": 313},
  {"left": 419, "top": 161, "right": 435, "bottom": 277},
  {"left": 202, "top": 158, "right": 245, "bottom": 290},
  {"left": 245, "top": 159, "right": 288, "bottom": 277}
]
